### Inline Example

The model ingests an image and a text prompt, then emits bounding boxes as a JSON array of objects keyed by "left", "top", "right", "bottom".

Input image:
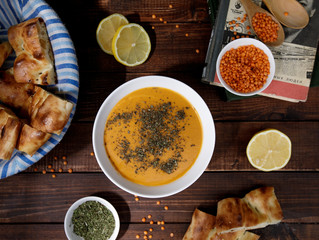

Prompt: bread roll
[
  {"left": 17, "top": 123, "right": 51, "bottom": 156},
  {"left": 0, "top": 105, "right": 22, "bottom": 160},
  {"left": 0, "top": 42, "right": 13, "bottom": 67},
  {"left": 8, "top": 17, "right": 56, "bottom": 85}
]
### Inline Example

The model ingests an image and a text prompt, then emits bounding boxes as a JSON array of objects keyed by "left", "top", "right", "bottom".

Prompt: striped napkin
[{"left": 0, "top": 0, "right": 79, "bottom": 179}]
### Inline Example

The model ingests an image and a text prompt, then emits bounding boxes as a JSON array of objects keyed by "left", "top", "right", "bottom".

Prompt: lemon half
[
  {"left": 246, "top": 129, "right": 292, "bottom": 172},
  {"left": 112, "top": 23, "right": 151, "bottom": 67},
  {"left": 96, "top": 13, "right": 129, "bottom": 55}
]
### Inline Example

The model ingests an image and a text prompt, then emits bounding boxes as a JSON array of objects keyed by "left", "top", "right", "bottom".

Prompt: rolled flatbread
[
  {"left": 183, "top": 209, "right": 259, "bottom": 240},
  {"left": 0, "top": 71, "right": 35, "bottom": 117},
  {"left": 17, "top": 123, "right": 51, "bottom": 156},
  {"left": 216, "top": 187, "right": 282, "bottom": 234},
  {"left": 29, "top": 86, "right": 73, "bottom": 134},
  {"left": 0, "top": 42, "right": 13, "bottom": 67},
  {"left": 8, "top": 17, "right": 56, "bottom": 85},
  {"left": 0, "top": 105, "right": 22, "bottom": 160}
]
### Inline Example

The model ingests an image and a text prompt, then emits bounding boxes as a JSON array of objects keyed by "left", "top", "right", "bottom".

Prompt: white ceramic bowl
[
  {"left": 216, "top": 38, "right": 275, "bottom": 96},
  {"left": 64, "top": 196, "right": 120, "bottom": 240},
  {"left": 92, "top": 75, "right": 215, "bottom": 198}
]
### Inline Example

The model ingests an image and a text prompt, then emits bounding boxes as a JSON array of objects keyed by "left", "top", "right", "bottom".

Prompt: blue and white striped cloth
[{"left": 0, "top": 0, "right": 79, "bottom": 179}]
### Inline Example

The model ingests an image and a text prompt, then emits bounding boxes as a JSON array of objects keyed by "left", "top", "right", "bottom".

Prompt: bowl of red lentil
[{"left": 216, "top": 38, "right": 275, "bottom": 96}]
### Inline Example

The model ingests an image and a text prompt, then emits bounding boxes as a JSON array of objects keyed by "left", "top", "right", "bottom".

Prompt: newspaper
[{"left": 203, "top": 0, "right": 318, "bottom": 102}]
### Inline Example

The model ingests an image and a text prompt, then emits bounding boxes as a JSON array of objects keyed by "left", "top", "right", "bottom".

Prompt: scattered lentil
[
  {"left": 170, "top": 232, "right": 174, "bottom": 237},
  {"left": 164, "top": 206, "right": 169, "bottom": 210},
  {"left": 53, "top": 156, "right": 58, "bottom": 160},
  {"left": 135, "top": 197, "right": 140, "bottom": 201},
  {"left": 284, "top": 12, "right": 289, "bottom": 16},
  {"left": 62, "top": 156, "right": 67, "bottom": 160},
  {"left": 195, "top": 49, "right": 199, "bottom": 54},
  {"left": 169, "top": 4, "right": 173, "bottom": 8},
  {"left": 149, "top": 235, "right": 152, "bottom": 239},
  {"left": 175, "top": 24, "right": 179, "bottom": 28},
  {"left": 152, "top": 26, "right": 155, "bottom": 29},
  {"left": 142, "top": 217, "right": 146, "bottom": 222},
  {"left": 164, "top": 21, "right": 167, "bottom": 24},
  {"left": 68, "top": 168, "right": 73, "bottom": 173},
  {"left": 150, "top": 220, "right": 154, "bottom": 224},
  {"left": 136, "top": 234, "right": 140, "bottom": 239},
  {"left": 156, "top": 201, "right": 161, "bottom": 205},
  {"left": 34, "top": 167, "right": 38, "bottom": 172},
  {"left": 50, "top": 169, "right": 55, "bottom": 173},
  {"left": 252, "top": 12, "right": 279, "bottom": 43},
  {"left": 149, "top": 228, "right": 153, "bottom": 232},
  {"left": 152, "top": 14, "right": 156, "bottom": 19},
  {"left": 48, "top": 164, "right": 52, "bottom": 169},
  {"left": 161, "top": 226, "right": 165, "bottom": 230},
  {"left": 159, "top": 17, "right": 163, "bottom": 22},
  {"left": 90, "top": 152, "right": 94, "bottom": 156},
  {"left": 63, "top": 160, "right": 68, "bottom": 165},
  {"left": 185, "top": 33, "right": 189, "bottom": 37},
  {"left": 52, "top": 174, "right": 56, "bottom": 178},
  {"left": 58, "top": 168, "right": 63, "bottom": 173},
  {"left": 42, "top": 170, "right": 46, "bottom": 174},
  {"left": 148, "top": 214, "right": 152, "bottom": 219},
  {"left": 157, "top": 221, "right": 161, "bottom": 225},
  {"left": 144, "top": 230, "right": 148, "bottom": 235},
  {"left": 161, "top": 220, "right": 165, "bottom": 225}
]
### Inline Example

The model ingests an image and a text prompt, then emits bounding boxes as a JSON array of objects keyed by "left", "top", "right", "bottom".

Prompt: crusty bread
[
  {"left": 17, "top": 123, "right": 51, "bottom": 156},
  {"left": 216, "top": 187, "right": 282, "bottom": 234},
  {"left": 182, "top": 208, "right": 259, "bottom": 240},
  {"left": 8, "top": 17, "right": 56, "bottom": 85},
  {"left": 0, "top": 42, "right": 13, "bottom": 67},
  {"left": 0, "top": 71, "right": 35, "bottom": 117},
  {"left": 0, "top": 105, "right": 22, "bottom": 160},
  {"left": 28, "top": 86, "right": 73, "bottom": 134}
]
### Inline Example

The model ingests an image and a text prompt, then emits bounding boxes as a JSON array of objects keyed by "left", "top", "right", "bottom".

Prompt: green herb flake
[{"left": 71, "top": 201, "right": 115, "bottom": 240}]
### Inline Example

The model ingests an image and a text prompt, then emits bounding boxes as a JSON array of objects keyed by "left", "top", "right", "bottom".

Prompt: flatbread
[
  {"left": 8, "top": 17, "right": 56, "bottom": 85},
  {"left": 0, "top": 71, "right": 35, "bottom": 117},
  {"left": 0, "top": 42, "right": 12, "bottom": 67},
  {"left": 17, "top": 123, "right": 51, "bottom": 156},
  {"left": 29, "top": 86, "right": 73, "bottom": 134},
  {"left": 182, "top": 209, "right": 259, "bottom": 240},
  {"left": 216, "top": 187, "right": 282, "bottom": 234},
  {"left": 183, "top": 209, "right": 216, "bottom": 240},
  {"left": 0, "top": 105, "right": 22, "bottom": 160}
]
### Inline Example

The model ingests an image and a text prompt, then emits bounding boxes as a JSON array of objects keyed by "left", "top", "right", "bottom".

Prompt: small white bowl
[
  {"left": 216, "top": 38, "right": 275, "bottom": 96},
  {"left": 64, "top": 196, "right": 120, "bottom": 240},
  {"left": 92, "top": 75, "right": 215, "bottom": 198}
]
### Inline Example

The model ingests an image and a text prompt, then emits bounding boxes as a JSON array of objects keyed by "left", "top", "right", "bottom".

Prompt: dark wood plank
[
  {"left": 24, "top": 121, "right": 319, "bottom": 172},
  {"left": 0, "top": 223, "right": 318, "bottom": 240},
  {"left": 1, "top": 173, "right": 318, "bottom": 223},
  {"left": 74, "top": 72, "right": 319, "bottom": 122}
]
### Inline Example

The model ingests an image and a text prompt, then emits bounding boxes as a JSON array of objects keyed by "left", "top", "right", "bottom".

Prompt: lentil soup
[{"left": 104, "top": 87, "right": 203, "bottom": 186}]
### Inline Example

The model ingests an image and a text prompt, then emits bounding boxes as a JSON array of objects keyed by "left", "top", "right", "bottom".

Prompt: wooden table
[{"left": 1, "top": 0, "right": 319, "bottom": 239}]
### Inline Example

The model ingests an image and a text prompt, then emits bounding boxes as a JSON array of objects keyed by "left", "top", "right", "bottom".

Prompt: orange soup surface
[{"left": 104, "top": 87, "right": 203, "bottom": 186}]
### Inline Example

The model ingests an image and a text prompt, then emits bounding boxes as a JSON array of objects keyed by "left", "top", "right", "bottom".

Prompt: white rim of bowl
[
  {"left": 64, "top": 196, "right": 120, "bottom": 240},
  {"left": 216, "top": 38, "right": 275, "bottom": 96},
  {"left": 92, "top": 75, "right": 215, "bottom": 198}
]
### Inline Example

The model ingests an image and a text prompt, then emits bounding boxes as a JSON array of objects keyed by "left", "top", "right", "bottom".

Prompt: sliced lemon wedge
[
  {"left": 112, "top": 23, "right": 151, "bottom": 67},
  {"left": 96, "top": 13, "right": 129, "bottom": 55},
  {"left": 246, "top": 129, "right": 292, "bottom": 172}
]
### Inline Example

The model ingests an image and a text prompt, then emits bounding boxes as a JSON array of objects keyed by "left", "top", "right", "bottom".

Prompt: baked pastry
[
  {"left": 0, "top": 42, "right": 13, "bottom": 67},
  {"left": 183, "top": 209, "right": 259, "bottom": 240},
  {"left": 0, "top": 105, "right": 22, "bottom": 160},
  {"left": 17, "top": 123, "right": 51, "bottom": 156},
  {"left": 216, "top": 187, "right": 282, "bottom": 234},
  {"left": 8, "top": 17, "right": 56, "bottom": 85},
  {"left": 0, "top": 71, "right": 35, "bottom": 117},
  {"left": 29, "top": 86, "right": 73, "bottom": 134}
]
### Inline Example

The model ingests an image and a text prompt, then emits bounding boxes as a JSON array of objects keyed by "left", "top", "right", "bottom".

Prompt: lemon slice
[
  {"left": 246, "top": 129, "right": 292, "bottom": 172},
  {"left": 112, "top": 23, "right": 151, "bottom": 67},
  {"left": 96, "top": 13, "right": 129, "bottom": 55}
]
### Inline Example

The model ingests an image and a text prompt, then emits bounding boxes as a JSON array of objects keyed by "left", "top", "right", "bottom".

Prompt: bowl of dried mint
[{"left": 64, "top": 196, "right": 120, "bottom": 240}]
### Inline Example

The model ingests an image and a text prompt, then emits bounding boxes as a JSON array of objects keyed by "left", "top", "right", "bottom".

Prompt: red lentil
[
  {"left": 136, "top": 234, "right": 140, "bottom": 239},
  {"left": 142, "top": 217, "right": 146, "bottom": 222},
  {"left": 42, "top": 170, "right": 46, "bottom": 174},
  {"left": 284, "top": 12, "right": 289, "bottom": 16},
  {"left": 219, "top": 45, "right": 270, "bottom": 93},
  {"left": 185, "top": 33, "right": 189, "bottom": 37},
  {"left": 170, "top": 233, "right": 174, "bottom": 237},
  {"left": 156, "top": 201, "right": 161, "bottom": 205},
  {"left": 161, "top": 226, "right": 165, "bottom": 230},
  {"left": 52, "top": 174, "right": 56, "bottom": 178},
  {"left": 169, "top": 4, "right": 173, "bottom": 8},
  {"left": 164, "top": 206, "right": 169, "bottom": 210},
  {"left": 252, "top": 12, "right": 279, "bottom": 43},
  {"left": 152, "top": 14, "right": 156, "bottom": 19},
  {"left": 68, "top": 168, "right": 73, "bottom": 173},
  {"left": 58, "top": 168, "right": 63, "bottom": 173}
]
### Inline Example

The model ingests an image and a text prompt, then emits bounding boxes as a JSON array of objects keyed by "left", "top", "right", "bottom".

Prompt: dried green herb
[{"left": 71, "top": 201, "right": 115, "bottom": 240}]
